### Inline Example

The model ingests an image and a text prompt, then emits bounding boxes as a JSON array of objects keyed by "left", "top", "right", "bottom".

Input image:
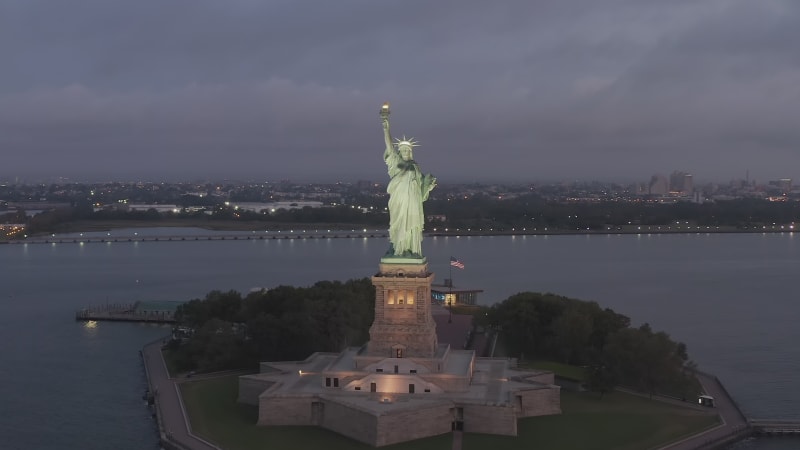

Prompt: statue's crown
[{"left": 395, "top": 136, "right": 419, "bottom": 149}]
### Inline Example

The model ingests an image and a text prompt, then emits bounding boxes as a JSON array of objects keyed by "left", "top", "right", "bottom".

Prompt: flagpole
[{"left": 448, "top": 257, "right": 453, "bottom": 323}]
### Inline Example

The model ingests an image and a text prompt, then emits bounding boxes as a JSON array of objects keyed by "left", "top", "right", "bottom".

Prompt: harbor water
[{"left": 1, "top": 229, "right": 798, "bottom": 449}]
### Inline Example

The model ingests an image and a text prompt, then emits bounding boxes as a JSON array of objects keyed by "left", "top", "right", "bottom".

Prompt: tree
[
  {"left": 552, "top": 306, "right": 593, "bottom": 364},
  {"left": 186, "top": 318, "right": 248, "bottom": 371},
  {"left": 486, "top": 291, "right": 698, "bottom": 399},
  {"left": 175, "top": 290, "right": 242, "bottom": 327},
  {"left": 171, "top": 278, "right": 375, "bottom": 372},
  {"left": 586, "top": 364, "right": 618, "bottom": 399},
  {"left": 604, "top": 324, "right": 696, "bottom": 398}
]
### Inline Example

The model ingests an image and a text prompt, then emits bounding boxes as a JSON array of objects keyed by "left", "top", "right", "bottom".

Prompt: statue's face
[{"left": 399, "top": 145, "right": 413, "bottom": 161}]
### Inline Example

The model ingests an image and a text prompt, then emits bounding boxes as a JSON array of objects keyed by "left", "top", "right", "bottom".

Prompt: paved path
[
  {"left": 657, "top": 372, "right": 750, "bottom": 450},
  {"left": 141, "top": 340, "right": 221, "bottom": 450},
  {"left": 432, "top": 307, "right": 473, "bottom": 350},
  {"left": 451, "top": 430, "right": 463, "bottom": 450}
]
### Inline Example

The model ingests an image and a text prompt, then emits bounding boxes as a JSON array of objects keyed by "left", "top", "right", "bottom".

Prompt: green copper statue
[{"left": 380, "top": 103, "right": 437, "bottom": 257}]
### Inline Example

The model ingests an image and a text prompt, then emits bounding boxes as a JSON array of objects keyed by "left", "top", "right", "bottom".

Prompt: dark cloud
[{"left": 1, "top": 0, "right": 799, "bottom": 183}]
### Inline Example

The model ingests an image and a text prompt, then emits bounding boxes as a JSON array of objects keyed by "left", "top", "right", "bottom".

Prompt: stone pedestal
[{"left": 367, "top": 258, "right": 438, "bottom": 358}]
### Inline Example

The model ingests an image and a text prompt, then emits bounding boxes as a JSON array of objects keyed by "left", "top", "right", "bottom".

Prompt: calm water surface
[{"left": 1, "top": 230, "right": 798, "bottom": 449}]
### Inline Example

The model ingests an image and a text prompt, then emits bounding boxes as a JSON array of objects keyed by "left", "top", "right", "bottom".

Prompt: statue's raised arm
[
  {"left": 380, "top": 103, "right": 393, "bottom": 152},
  {"left": 379, "top": 103, "right": 436, "bottom": 258}
]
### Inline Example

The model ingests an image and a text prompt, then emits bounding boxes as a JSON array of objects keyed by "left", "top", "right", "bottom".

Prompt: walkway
[
  {"left": 657, "top": 372, "right": 750, "bottom": 450},
  {"left": 141, "top": 340, "right": 221, "bottom": 450},
  {"left": 452, "top": 430, "right": 463, "bottom": 450}
]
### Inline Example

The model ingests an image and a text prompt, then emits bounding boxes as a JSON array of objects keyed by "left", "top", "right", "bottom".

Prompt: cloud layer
[{"left": 2, "top": 0, "right": 799, "bottom": 183}]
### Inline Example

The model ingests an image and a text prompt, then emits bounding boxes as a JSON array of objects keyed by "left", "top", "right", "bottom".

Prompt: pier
[
  {"left": 749, "top": 419, "right": 800, "bottom": 435},
  {"left": 76, "top": 300, "right": 184, "bottom": 323}
]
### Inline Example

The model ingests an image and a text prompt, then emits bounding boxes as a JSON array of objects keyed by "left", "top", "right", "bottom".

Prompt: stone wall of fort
[
  {"left": 257, "top": 395, "right": 314, "bottom": 425},
  {"left": 315, "top": 398, "right": 452, "bottom": 447},
  {"left": 518, "top": 386, "right": 562, "bottom": 417},
  {"left": 319, "top": 399, "right": 379, "bottom": 445},
  {"left": 419, "top": 374, "right": 470, "bottom": 392},
  {"left": 462, "top": 403, "right": 518, "bottom": 436},
  {"left": 522, "top": 371, "right": 555, "bottom": 385},
  {"left": 238, "top": 377, "right": 274, "bottom": 405},
  {"left": 374, "top": 403, "right": 453, "bottom": 447}
]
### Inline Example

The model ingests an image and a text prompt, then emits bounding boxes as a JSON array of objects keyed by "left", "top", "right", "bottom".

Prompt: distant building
[
  {"left": 431, "top": 279, "right": 483, "bottom": 306},
  {"left": 7, "top": 201, "right": 71, "bottom": 216},
  {"left": 357, "top": 180, "right": 378, "bottom": 190},
  {"left": 767, "top": 178, "right": 792, "bottom": 195},
  {"left": 127, "top": 204, "right": 181, "bottom": 213},
  {"left": 183, "top": 191, "right": 209, "bottom": 198},
  {"left": 230, "top": 201, "right": 324, "bottom": 213},
  {"left": 0, "top": 223, "right": 26, "bottom": 238},
  {"left": 649, "top": 174, "right": 669, "bottom": 195},
  {"left": 669, "top": 171, "right": 693, "bottom": 195}
]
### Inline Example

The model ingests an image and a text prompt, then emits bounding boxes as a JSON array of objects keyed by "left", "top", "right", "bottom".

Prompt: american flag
[{"left": 450, "top": 256, "right": 465, "bottom": 269}]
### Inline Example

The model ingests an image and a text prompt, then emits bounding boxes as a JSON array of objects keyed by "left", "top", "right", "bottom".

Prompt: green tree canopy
[
  {"left": 485, "top": 292, "right": 697, "bottom": 399},
  {"left": 170, "top": 279, "right": 374, "bottom": 372}
]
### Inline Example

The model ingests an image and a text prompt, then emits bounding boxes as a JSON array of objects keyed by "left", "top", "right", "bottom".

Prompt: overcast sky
[{"left": 2, "top": 0, "right": 799, "bottom": 184}]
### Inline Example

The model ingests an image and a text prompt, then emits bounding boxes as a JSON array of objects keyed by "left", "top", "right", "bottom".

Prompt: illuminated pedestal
[{"left": 366, "top": 259, "right": 438, "bottom": 360}]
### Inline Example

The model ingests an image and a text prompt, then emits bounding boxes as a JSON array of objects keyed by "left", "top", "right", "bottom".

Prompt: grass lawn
[
  {"left": 463, "top": 390, "right": 719, "bottom": 450},
  {"left": 181, "top": 375, "right": 718, "bottom": 450},
  {"left": 521, "top": 360, "right": 587, "bottom": 382}
]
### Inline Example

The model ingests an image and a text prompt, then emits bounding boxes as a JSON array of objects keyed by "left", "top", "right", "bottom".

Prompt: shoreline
[{"left": 141, "top": 337, "right": 222, "bottom": 450}]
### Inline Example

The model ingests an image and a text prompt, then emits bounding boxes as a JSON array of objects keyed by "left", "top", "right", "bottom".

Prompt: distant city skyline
[
  {"left": 2, "top": 1, "right": 800, "bottom": 182},
  {"left": 0, "top": 171, "right": 793, "bottom": 189}
]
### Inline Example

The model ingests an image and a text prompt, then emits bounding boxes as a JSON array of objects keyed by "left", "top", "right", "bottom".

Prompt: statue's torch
[{"left": 380, "top": 102, "right": 390, "bottom": 119}]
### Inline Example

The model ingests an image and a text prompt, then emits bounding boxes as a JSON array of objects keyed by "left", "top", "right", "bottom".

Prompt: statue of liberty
[{"left": 379, "top": 103, "right": 437, "bottom": 257}]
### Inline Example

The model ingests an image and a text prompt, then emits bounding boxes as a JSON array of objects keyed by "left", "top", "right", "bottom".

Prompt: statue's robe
[{"left": 384, "top": 148, "right": 431, "bottom": 256}]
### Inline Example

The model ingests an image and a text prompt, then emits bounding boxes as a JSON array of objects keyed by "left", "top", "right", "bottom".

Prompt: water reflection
[{"left": 82, "top": 320, "right": 99, "bottom": 337}]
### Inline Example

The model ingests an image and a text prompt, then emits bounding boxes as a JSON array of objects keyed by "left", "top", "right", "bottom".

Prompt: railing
[{"left": 9, "top": 231, "right": 391, "bottom": 245}]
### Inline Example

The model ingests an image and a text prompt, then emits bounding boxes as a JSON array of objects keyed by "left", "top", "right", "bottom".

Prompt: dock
[
  {"left": 750, "top": 419, "right": 800, "bottom": 435},
  {"left": 75, "top": 300, "right": 184, "bottom": 323}
]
